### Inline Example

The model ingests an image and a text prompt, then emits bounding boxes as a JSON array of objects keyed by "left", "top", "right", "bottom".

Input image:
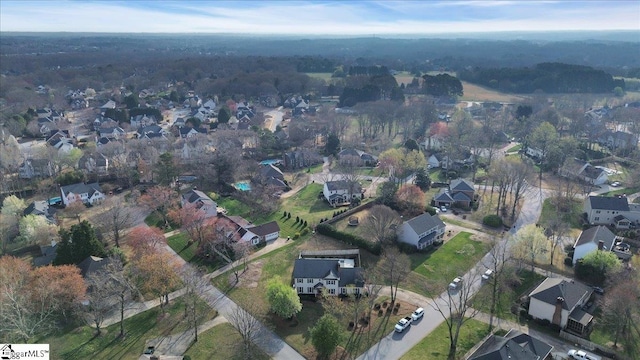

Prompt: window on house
[
  {"left": 307, "top": 279, "right": 313, "bottom": 283},
  {"left": 329, "top": 289, "right": 335, "bottom": 295},
  {"left": 341, "top": 288, "right": 346, "bottom": 294},
  {"left": 297, "top": 287, "right": 303, "bottom": 293},
  {"left": 307, "top": 287, "right": 312, "bottom": 293},
  {"left": 596, "top": 210, "right": 601, "bottom": 214},
  {"left": 326, "top": 280, "right": 336, "bottom": 285},
  {"left": 296, "top": 279, "right": 302, "bottom": 283},
  {"left": 595, "top": 217, "right": 600, "bottom": 221}
]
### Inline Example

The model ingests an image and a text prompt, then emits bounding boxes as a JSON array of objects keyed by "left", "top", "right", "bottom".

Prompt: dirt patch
[{"left": 232, "top": 260, "right": 263, "bottom": 289}]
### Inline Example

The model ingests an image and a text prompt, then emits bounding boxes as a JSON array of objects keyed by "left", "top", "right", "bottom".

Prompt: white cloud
[{"left": 1, "top": 0, "right": 638, "bottom": 34}]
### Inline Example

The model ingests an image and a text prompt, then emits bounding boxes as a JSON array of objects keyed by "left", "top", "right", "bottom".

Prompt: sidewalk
[
  {"left": 101, "top": 287, "right": 187, "bottom": 327},
  {"left": 145, "top": 316, "right": 229, "bottom": 356}
]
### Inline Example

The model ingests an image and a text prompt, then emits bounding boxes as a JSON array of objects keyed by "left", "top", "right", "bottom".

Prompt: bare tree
[
  {"left": 429, "top": 268, "right": 482, "bottom": 360},
  {"left": 509, "top": 160, "right": 532, "bottom": 221},
  {"left": 361, "top": 205, "right": 401, "bottom": 246},
  {"left": 482, "top": 237, "right": 513, "bottom": 331},
  {"left": 379, "top": 247, "right": 410, "bottom": 303},
  {"left": 180, "top": 265, "right": 209, "bottom": 343},
  {"left": 100, "top": 197, "right": 134, "bottom": 247},
  {"left": 227, "top": 301, "right": 264, "bottom": 360},
  {"left": 103, "top": 257, "right": 136, "bottom": 338},
  {"left": 85, "top": 267, "right": 117, "bottom": 335}
]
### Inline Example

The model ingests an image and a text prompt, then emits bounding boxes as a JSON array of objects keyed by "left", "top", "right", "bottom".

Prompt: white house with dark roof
[
  {"left": 322, "top": 180, "right": 363, "bottom": 207},
  {"left": 240, "top": 221, "right": 280, "bottom": 245},
  {"left": 528, "top": 278, "right": 594, "bottom": 335},
  {"left": 559, "top": 159, "right": 608, "bottom": 185},
  {"left": 60, "top": 182, "right": 105, "bottom": 206},
  {"left": 572, "top": 226, "right": 618, "bottom": 265},
  {"left": 583, "top": 195, "right": 640, "bottom": 228},
  {"left": 292, "top": 250, "right": 364, "bottom": 296},
  {"left": 181, "top": 189, "right": 218, "bottom": 217},
  {"left": 397, "top": 213, "right": 446, "bottom": 250},
  {"left": 19, "top": 159, "right": 53, "bottom": 179}
]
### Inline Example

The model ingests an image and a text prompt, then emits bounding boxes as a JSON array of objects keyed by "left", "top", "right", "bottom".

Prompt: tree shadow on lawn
[{"left": 307, "top": 199, "right": 337, "bottom": 214}]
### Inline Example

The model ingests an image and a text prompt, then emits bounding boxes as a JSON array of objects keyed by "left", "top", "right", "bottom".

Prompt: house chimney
[
  {"left": 552, "top": 297, "right": 564, "bottom": 326},
  {"left": 598, "top": 240, "right": 604, "bottom": 250}
]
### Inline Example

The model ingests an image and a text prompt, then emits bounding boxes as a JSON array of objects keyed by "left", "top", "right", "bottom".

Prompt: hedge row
[
  {"left": 316, "top": 223, "right": 382, "bottom": 255},
  {"left": 483, "top": 214, "right": 503, "bottom": 228}
]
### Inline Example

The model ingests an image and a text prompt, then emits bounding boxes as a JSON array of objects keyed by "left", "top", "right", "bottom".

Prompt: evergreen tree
[
  {"left": 54, "top": 220, "right": 106, "bottom": 265},
  {"left": 414, "top": 168, "right": 432, "bottom": 191}
]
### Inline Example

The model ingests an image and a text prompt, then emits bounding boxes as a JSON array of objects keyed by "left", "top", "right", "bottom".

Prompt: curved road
[{"left": 357, "top": 184, "right": 551, "bottom": 360}]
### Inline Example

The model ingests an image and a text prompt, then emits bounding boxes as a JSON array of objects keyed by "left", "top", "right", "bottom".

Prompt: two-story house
[
  {"left": 292, "top": 250, "right": 364, "bottom": 296},
  {"left": 181, "top": 189, "right": 218, "bottom": 217},
  {"left": 397, "top": 213, "right": 446, "bottom": 250},
  {"left": 468, "top": 329, "right": 554, "bottom": 360},
  {"left": 583, "top": 195, "right": 640, "bottom": 228},
  {"left": 323, "top": 180, "right": 363, "bottom": 207},
  {"left": 559, "top": 159, "right": 608, "bottom": 185},
  {"left": 60, "top": 182, "right": 105, "bottom": 206},
  {"left": 19, "top": 159, "right": 53, "bottom": 179},
  {"left": 433, "top": 178, "right": 475, "bottom": 208},
  {"left": 528, "top": 278, "right": 594, "bottom": 336}
]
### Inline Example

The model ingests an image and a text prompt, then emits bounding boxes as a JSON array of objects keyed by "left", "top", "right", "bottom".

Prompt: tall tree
[
  {"left": 527, "top": 122, "right": 559, "bottom": 186},
  {"left": 361, "top": 205, "right": 401, "bottom": 246},
  {"left": 126, "top": 225, "right": 166, "bottom": 260},
  {"left": 180, "top": 265, "right": 208, "bottom": 342},
  {"left": 429, "top": 268, "right": 481, "bottom": 360},
  {"left": 266, "top": 278, "right": 302, "bottom": 319},
  {"left": 395, "top": 184, "right": 426, "bottom": 216},
  {"left": 228, "top": 301, "right": 264, "bottom": 359},
  {"left": 482, "top": 237, "right": 513, "bottom": 331},
  {"left": 414, "top": 167, "right": 431, "bottom": 191},
  {"left": 510, "top": 224, "right": 549, "bottom": 273},
  {"left": 18, "top": 214, "right": 57, "bottom": 245},
  {"left": 54, "top": 220, "right": 106, "bottom": 265},
  {"left": 137, "top": 185, "right": 179, "bottom": 229},
  {"left": 132, "top": 251, "right": 181, "bottom": 312},
  {"left": 310, "top": 314, "right": 343, "bottom": 360},
  {"left": 154, "top": 152, "right": 178, "bottom": 186},
  {"left": 99, "top": 197, "right": 134, "bottom": 248},
  {"left": 379, "top": 247, "right": 410, "bottom": 303},
  {"left": 1, "top": 195, "right": 26, "bottom": 251}
]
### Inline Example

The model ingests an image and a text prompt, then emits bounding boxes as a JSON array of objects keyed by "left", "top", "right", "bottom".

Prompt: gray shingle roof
[
  {"left": 529, "top": 278, "right": 592, "bottom": 311},
  {"left": 450, "top": 178, "right": 475, "bottom": 192},
  {"left": 325, "top": 180, "right": 362, "bottom": 192},
  {"left": 77, "top": 256, "right": 110, "bottom": 278},
  {"left": 588, "top": 196, "right": 630, "bottom": 211},
  {"left": 293, "top": 259, "right": 340, "bottom": 279},
  {"left": 248, "top": 221, "right": 280, "bottom": 236},
  {"left": 404, "top": 213, "right": 445, "bottom": 236},
  {"left": 468, "top": 330, "right": 553, "bottom": 360},
  {"left": 61, "top": 182, "right": 102, "bottom": 197},
  {"left": 574, "top": 226, "right": 616, "bottom": 248}
]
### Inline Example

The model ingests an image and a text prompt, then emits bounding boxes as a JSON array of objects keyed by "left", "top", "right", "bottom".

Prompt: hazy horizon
[{"left": 2, "top": 1, "right": 639, "bottom": 36}]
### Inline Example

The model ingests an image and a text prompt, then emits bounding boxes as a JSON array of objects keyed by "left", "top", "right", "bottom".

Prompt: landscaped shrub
[
  {"left": 378, "top": 309, "right": 384, "bottom": 316},
  {"left": 483, "top": 214, "right": 503, "bottom": 228},
  {"left": 564, "top": 257, "right": 573, "bottom": 266},
  {"left": 293, "top": 232, "right": 301, "bottom": 239},
  {"left": 315, "top": 223, "right": 382, "bottom": 255},
  {"left": 425, "top": 205, "right": 437, "bottom": 216}
]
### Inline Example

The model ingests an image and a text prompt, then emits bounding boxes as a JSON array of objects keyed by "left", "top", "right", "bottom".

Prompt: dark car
[
  {"left": 143, "top": 346, "right": 155, "bottom": 355},
  {"left": 592, "top": 286, "right": 604, "bottom": 295}
]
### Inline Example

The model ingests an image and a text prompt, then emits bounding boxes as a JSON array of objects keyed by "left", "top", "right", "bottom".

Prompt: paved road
[{"left": 357, "top": 184, "right": 551, "bottom": 360}]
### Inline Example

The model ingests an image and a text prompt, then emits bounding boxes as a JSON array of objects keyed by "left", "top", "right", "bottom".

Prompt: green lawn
[
  {"left": 143, "top": 211, "right": 174, "bottom": 232},
  {"left": 472, "top": 269, "right": 545, "bottom": 322},
  {"left": 538, "top": 197, "right": 583, "bottom": 229},
  {"left": 183, "top": 323, "right": 270, "bottom": 360},
  {"left": 401, "top": 318, "right": 490, "bottom": 360},
  {"left": 404, "top": 232, "right": 489, "bottom": 296},
  {"left": 38, "top": 297, "right": 216, "bottom": 360},
  {"left": 166, "top": 233, "right": 224, "bottom": 272},
  {"left": 506, "top": 144, "right": 522, "bottom": 153}
]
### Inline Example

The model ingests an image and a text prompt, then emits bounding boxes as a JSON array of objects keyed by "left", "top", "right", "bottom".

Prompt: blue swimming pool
[
  {"left": 259, "top": 159, "right": 281, "bottom": 165},
  {"left": 234, "top": 181, "right": 251, "bottom": 191}
]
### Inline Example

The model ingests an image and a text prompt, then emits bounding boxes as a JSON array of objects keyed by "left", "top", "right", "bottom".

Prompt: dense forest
[{"left": 458, "top": 63, "right": 626, "bottom": 94}]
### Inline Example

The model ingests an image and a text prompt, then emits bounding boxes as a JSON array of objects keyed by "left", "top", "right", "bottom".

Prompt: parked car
[
  {"left": 481, "top": 269, "right": 494, "bottom": 280},
  {"left": 568, "top": 349, "right": 601, "bottom": 360},
  {"left": 610, "top": 181, "right": 621, "bottom": 187},
  {"left": 448, "top": 277, "right": 462, "bottom": 290},
  {"left": 411, "top": 307, "right": 424, "bottom": 321},
  {"left": 143, "top": 346, "right": 155, "bottom": 355},
  {"left": 440, "top": 205, "right": 447, "bottom": 212},
  {"left": 394, "top": 316, "right": 412, "bottom": 333},
  {"left": 592, "top": 286, "right": 604, "bottom": 295}
]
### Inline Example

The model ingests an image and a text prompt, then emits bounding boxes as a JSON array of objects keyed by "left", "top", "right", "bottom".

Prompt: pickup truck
[
  {"left": 394, "top": 316, "right": 412, "bottom": 333},
  {"left": 567, "top": 349, "right": 601, "bottom": 360}
]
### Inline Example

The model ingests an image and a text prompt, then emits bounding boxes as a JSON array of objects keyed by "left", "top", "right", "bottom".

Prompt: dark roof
[
  {"left": 434, "top": 189, "right": 454, "bottom": 202},
  {"left": 24, "top": 200, "right": 52, "bottom": 217},
  {"left": 582, "top": 165, "right": 605, "bottom": 180},
  {"left": 529, "top": 278, "right": 592, "bottom": 311},
  {"left": 61, "top": 182, "right": 102, "bottom": 197},
  {"left": 469, "top": 330, "right": 553, "bottom": 360},
  {"left": 450, "top": 178, "right": 475, "bottom": 192},
  {"left": 77, "top": 256, "right": 110, "bottom": 278},
  {"left": 182, "top": 189, "right": 217, "bottom": 209},
  {"left": 293, "top": 259, "right": 340, "bottom": 279},
  {"left": 300, "top": 249, "right": 360, "bottom": 258},
  {"left": 574, "top": 226, "right": 616, "bottom": 248},
  {"left": 452, "top": 192, "right": 472, "bottom": 202},
  {"left": 325, "top": 180, "right": 362, "bottom": 192},
  {"left": 587, "top": 196, "right": 630, "bottom": 211},
  {"left": 248, "top": 221, "right": 280, "bottom": 236},
  {"left": 339, "top": 267, "right": 364, "bottom": 287},
  {"left": 33, "top": 243, "right": 57, "bottom": 267},
  {"left": 260, "top": 164, "right": 284, "bottom": 180},
  {"left": 569, "top": 307, "right": 593, "bottom": 326},
  {"left": 404, "top": 213, "right": 445, "bottom": 236}
]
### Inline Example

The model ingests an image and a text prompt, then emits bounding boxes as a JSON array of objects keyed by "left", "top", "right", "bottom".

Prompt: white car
[
  {"left": 567, "top": 349, "right": 601, "bottom": 360},
  {"left": 482, "top": 269, "right": 494, "bottom": 280},
  {"left": 411, "top": 307, "right": 424, "bottom": 321},
  {"left": 394, "top": 317, "right": 412, "bottom": 333},
  {"left": 610, "top": 181, "right": 621, "bottom": 187},
  {"left": 448, "top": 277, "right": 462, "bottom": 290},
  {"left": 440, "top": 205, "right": 447, "bottom": 212}
]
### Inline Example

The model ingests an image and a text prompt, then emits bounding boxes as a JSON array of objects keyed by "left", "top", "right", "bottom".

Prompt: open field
[
  {"left": 38, "top": 297, "right": 216, "bottom": 360},
  {"left": 400, "top": 318, "right": 489, "bottom": 360},
  {"left": 460, "top": 81, "right": 528, "bottom": 103}
]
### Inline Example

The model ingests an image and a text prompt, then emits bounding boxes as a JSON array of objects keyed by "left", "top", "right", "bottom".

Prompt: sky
[{"left": 1, "top": 0, "right": 639, "bottom": 35}]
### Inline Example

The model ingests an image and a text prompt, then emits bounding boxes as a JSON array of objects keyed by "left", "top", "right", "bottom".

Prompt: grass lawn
[
  {"left": 166, "top": 233, "right": 224, "bottom": 272},
  {"left": 401, "top": 318, "right": 490, "bottom": 360},
  {"left": 538, "top": 197, "right": 583, "bottom": 229},
  {"left": 183, "top": 322, "right": 270, "bottom": 360},
  {"left": 405, "top": 232, "right": 489, "bottom": 296},
  {"left": 143, "top": 211, "right": 174, "bottom": 232},
  {"left": 472, "top": 269, "right": 545, "bottom": 322},
  {"left": 38, "top": 297, "right": 216, "bottom": 360},
  {"left": 601, "top": 186, "right": 640, "bottom": 197},
  {"left": 506, "top": 143, "right": 522, "bottom": 153}
]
